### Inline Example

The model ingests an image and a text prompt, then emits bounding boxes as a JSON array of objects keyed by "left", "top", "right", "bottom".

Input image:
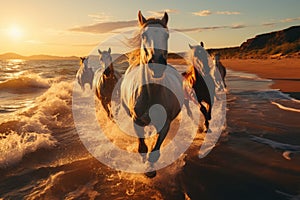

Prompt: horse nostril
[{"left": 159, "top": 55, "right": 167, "bottom": 65}]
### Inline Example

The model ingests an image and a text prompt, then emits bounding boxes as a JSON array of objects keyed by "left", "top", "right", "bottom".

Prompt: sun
[{"left": 7, "top": 25, "right": 23, "bottom": 40}]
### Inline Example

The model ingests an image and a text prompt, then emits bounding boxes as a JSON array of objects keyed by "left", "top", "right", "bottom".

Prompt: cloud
[
  {"left": 192, "top": 10, "right": 212, "bottom": 17},
  {"left": 192, "top": 10, "right": 241, "bottom": 17},
  {"left": 71, "top": 43, "right": 99, "bottom": 47},
  {"left": 280, "top": 17, "right": 300, "bottom": 23},
  {"left": 69, "top": 20, "right": 137, "bottom": 34},
  {"left": 262, "top": 22, "right": 276, "bottom": 27},
  {"left": 262, "top": 16, "right": 300, "bottom": 27},
  {"left": 174, "top": 24, "right": 247, "bottom": 33},
  {"left": 147, "top": 9, "right": 179, "bottom": 17},
  {"left": 231, "top": 24, "right": 246, "bottom": 29},
  {"left": 24, "top": 40, "right": 44, "bottom": 44},
  {"left": 174, "top": 26, "right": 225, "bottom": 32},
  {"left": 88, "top": 13, "right": 114, "bottom": 23},
  {"left": 216, "top": 11, "right": 241, "bottom": 15}
]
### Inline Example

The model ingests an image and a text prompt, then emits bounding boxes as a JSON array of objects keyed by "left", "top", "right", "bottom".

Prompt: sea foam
[{"left": 0, "top": 81, "right": 74, "bottom": 168}]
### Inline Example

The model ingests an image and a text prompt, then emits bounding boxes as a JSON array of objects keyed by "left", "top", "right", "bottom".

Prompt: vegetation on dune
[{"left": 208, "top": 26, "right": 300, "bottom": 59}]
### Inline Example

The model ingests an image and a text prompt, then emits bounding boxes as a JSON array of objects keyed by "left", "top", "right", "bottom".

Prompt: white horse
[
  {"left": 121, "top": 11, "right": 184, "bottom": 178},
  {"left": 94, "top": 48, "right": 121, "bottom": 119},
  {"left": 183, "top": 43, "right": 216, "bottom": 132},
  {"left": 76, "top": 57, "right": 94, "bottom": 91}
]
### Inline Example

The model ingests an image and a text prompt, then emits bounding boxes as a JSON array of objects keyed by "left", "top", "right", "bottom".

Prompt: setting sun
[{"left": 7, "top": 25, "right": 23, "bottom": 40}]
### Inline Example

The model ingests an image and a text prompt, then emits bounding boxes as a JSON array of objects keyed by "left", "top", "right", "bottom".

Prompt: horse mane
[
  {"left": 182, "top": 65, "right": 196, "bottom": 86},
  {"left": 126, "top": 30, "right": 141, "bottom": 68},
  {"left": 126, "top": 18, "right": 168, "bottom": 68},
  {"left": 186, "top": 46, "right": 215, "bottom": 77},
  {"left": 184, "top": 51, "right": 193, "bottom": 67}
]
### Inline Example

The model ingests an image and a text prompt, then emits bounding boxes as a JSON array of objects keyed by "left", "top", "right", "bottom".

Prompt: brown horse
[
  {"left": 214, "top": 53, "right": 227, "bottom": 88},
  {"left": 121, "top": 11, "right": 183, "bottom": 177},
  {"left": 94, "top": 48, "right": 121, "bottom": 119},
  {"left": 183, "top": 43, "right": 215, "bottom": 132}
]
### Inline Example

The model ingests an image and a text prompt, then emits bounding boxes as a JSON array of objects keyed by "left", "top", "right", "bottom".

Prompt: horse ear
[
  {"left": 108, "top": 48, "right": 111, "bottom": 54},
  {"left": 98, "top": 49, "right": 102, "bottom": 54},
  {"left": 200, "top": 41, "right": 204, "bottom": 47},
  {"left": 189, "top": 44, "right": 193, "bottom": 49},
  {"left": 161, "top": 12, "right": 168, "bottom": 26},
  {"left": 138, "top": 10, "right": 147, "bottom": 26}
]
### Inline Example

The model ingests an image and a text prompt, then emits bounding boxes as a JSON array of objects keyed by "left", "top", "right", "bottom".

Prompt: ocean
[{"left": 0, "top": 59, "right": 300, "bottom": 199}]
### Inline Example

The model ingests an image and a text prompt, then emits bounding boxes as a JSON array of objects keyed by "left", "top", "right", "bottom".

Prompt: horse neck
[
  {"left": 108, "top": 63, "right": 114, "bottom": 71},
  {"left": 192, "top": 58, "right": 204, "bottom": 73},
  {"left": 83, "top": 64, "right": 90, "bottom": 73},
  {"left": 104, "top": 63, "right": 114, "bottom": 76},
  {"left": 197, "top": 56, "right": 211, "bottom": 74},
  {"left": 215, "top": 56, "right": 221, "bottom": 65}
]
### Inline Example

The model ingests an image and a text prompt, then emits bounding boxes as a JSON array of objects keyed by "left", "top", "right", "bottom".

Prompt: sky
[{"left": 0, "top": 0, "right": 299, "bottom": 56}]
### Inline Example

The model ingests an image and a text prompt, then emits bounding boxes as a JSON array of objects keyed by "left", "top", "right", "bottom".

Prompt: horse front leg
[
  {"left": 148, "top": 119, "right": 171, "bottom": 163},
  {"left": 145, "top": 119, "right": 171, "bottom": 178},
  {"left": 133, "top": 123, "right": 148, "bottom": 162},
  {"left": 101, "top": 100, "right": 112, "bottom": 119},
  {"left": 184, "top": 99, "right": 193, "bottom": 118},
  {"left": 199, "top": 102, "right": 210, "bottom": 133}
]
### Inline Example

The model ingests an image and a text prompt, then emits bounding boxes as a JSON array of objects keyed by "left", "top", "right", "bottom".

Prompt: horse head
[
  {"left": 80, "top": 56, "right": 88, "bottom": 67},
  {"left": 188, "top": 42, "right": 210, "bottom": 75},
  {"left": 98, "top": 48, "right": 112, "bottom": 69},
  {"left": 213, "top": 53, "right": 221, "bottom": 63},
  {"left": 138, "top": 11, "right": 169, "bottom": 77},
  {"left": 77, "top": 56, "right": 94, "bottom": 90}
]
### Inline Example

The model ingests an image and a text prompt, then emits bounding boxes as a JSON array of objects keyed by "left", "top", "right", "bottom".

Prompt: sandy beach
[
  {"left": 1, "top": 57, "right": 300, "bottom": 199},
  {"left": 222, "top": 58, "right": 300, "bottom": 99}
]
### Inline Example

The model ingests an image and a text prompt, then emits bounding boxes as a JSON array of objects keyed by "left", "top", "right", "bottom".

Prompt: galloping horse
[
  {"left": 121, "top": 11, "right": 183, "bottom": 177},
  {"left": 76, "top": 57, "right": 94, "bottom": 91},
  {"left": 182, "top": 43, "right": 215, "bottom": 132},
  {"left": 214, "top": 53, "right": 227, "bottom": 88},
  {"left": 94, "top": 48, "right": 121, "bottom": 119}
]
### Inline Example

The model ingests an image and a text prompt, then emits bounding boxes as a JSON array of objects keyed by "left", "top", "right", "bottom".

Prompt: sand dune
[{"left": 222, "top": 58, "right": 300, "bottom": 95}]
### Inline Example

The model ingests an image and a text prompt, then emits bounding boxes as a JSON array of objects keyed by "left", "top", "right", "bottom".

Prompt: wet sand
[
  {"left": 222, "top": 58, "right": 300, "bottom": 99},
  {"left": 1, "top": 58, "right": 300, "bottom": 199},
  {"left": 180, "top": 59, "right": 300, "bottom": 199}
]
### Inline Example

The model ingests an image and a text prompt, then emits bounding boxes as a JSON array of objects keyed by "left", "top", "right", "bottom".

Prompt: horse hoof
[
  {"left": 148, "top": 151, "right": 160, "bottom": 163},
  {"left": 145, "top": 170, "right": 156, "bottom": 178},
  {"left": 141, "top": 154, "right": 147, "bottom": 163}
]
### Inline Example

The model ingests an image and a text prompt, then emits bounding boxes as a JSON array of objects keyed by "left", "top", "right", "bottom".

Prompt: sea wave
[
  {"left": 251, "top": 136, "right": 300, "bottom": 160},
  {"left": 24, "top": 171, "right": 66, "bottom": 199},
  {"left": 0, "top": 74, "right": 50, "bottom": 93},
  {"left": 0, "top": 131, "right": 56, "bottom": 168},
  {"left": 271, "top": 101, "right": 300, "bottom": 113},
  {"left": 0, "top": 81, "right": 74, "bottom": 168}
]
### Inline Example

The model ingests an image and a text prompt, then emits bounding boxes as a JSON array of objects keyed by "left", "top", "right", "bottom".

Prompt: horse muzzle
[{"left": 148, "top": 49, "right": 167, "bottom": 65}]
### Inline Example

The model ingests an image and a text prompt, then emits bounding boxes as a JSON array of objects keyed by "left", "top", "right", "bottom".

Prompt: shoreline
[{"left": 221, "top": 58, "right": 300, "bottom": 100}]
